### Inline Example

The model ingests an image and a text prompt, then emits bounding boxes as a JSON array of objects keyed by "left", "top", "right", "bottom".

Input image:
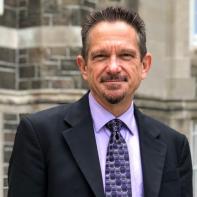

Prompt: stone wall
[{"left": 0, "top": 0, "right": 196, "bottom": 197}]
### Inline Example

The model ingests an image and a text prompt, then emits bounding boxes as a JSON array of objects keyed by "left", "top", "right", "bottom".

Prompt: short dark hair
[{"left": 81, "top": 7, "right": 147, "bottom": 61}]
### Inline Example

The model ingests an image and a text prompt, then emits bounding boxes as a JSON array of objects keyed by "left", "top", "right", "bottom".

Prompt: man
[{"left": 8, "top": 7, "right": 193, "bottom": 197}]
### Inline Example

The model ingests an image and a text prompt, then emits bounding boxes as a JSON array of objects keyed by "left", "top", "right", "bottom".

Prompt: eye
[
  {"left": 120, "top": 53, "right": 134, "bottom": 60},
  {"left": 92, "top": 54, "right": 108, "bottom": 61}
]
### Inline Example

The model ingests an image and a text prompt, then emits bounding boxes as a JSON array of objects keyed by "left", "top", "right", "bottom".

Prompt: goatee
[{"left": 103, "top": 93, "right": 125, "bottom": 104}]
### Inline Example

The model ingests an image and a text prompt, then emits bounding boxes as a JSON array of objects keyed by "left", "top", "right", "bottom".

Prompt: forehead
[{"left": 87, "top": 21, "right": 139, "bottom": 51}]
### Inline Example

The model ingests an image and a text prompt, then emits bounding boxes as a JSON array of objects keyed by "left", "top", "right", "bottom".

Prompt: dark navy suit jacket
[{"left": 8, "top": 93, "right": 193, "bottom": 197}]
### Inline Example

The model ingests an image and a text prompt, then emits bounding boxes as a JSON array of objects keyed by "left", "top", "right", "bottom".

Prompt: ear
[
  {"left": 76, "top": 55, "right": 88, "bottom": 80},
  {"left": 141, "top": 52, "right": 152, "bottom": 80}
]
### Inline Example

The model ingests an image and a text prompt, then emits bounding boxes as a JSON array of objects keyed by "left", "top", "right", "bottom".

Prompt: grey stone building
[{"left": 0, "top": 0, "right": 196, "bottom": 196}]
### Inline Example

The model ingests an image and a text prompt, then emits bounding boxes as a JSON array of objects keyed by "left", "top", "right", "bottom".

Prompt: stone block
[
  {"left": 0, "top": 71, "right": 15, "bottom": 89},
  {"left": 18, "top": 9, "right": 29, "bottom": 27},
  {"left": 4, "top": 189, "right": 7, "bottom": 197},
  {"left": 70, "top": 8, "right": 82, "bottom": 26},
  {"left": 19, "top": 0, "right": 28, "bottom": 7},
  {"left": 19, "top": 56, "right": 28, "bottom": 64},
  {"left": 19, "top": 80, "right": 49, "bottom": 90},
  {"left": 32, "top": 80, "right": 49, "bottom": 89},
  {"left": 42, "top": 15, "right": 51, "bottom": 25},
  {"left": 62, "top": 0, "right": 81, "bottom": 5},
  {"left": 3, "top": 177, "right": 8, "bottom": 187},
  {"left": 19, "top": 0, "right": 41, "bottom": 28},
  {"left": 5, "top": 0, "right": 18, "bottom": 7},
  {"left": 51, "top": 78, "right": 75, "bottom": 89},
  {"left": 191, "top": 65, "right": 197, "bottom": 77},
  {"left": 83, "top": 0, "right": 96, "bottom": 8},
  {"left": 28, "top": 0, "right": 41, "bottom": 11},
  {"left": 4, "top": 165, "right": 8, "bottom": 178},
  {"left": 43, "top": 0, "right": 59, "bottom": 14},
  {"left": 52, "top": 9, "right": 72, "bottom": 26},
  {"left": 3, "top": 123, "right": 18, "bottom": 131},
  {"left": 19, "top": 80, "right": 31, "bottom": 90},
  {"left": 0, "top": 48, "right": 16, "bottom": 63},
  {"left": 51, "top": 7, "right": 89, "bottom": 26},
  {"left": 73, "top": 75, "right": 88, "bottom": 89},
  {"left": 61, "top": 59, "right": 78, "bottom": 71},
  {"left": 4, "top": 133, "right": 16, "bottom": 143},
  {"left": 4, "top": 147, "right": 12, "bottom": 163},
  {"left": 19, "top": 49, "right": 28, "bottom": 55},
  {"left": 39, "top": 64, "right": 59, "bottom": 77},
  {"left": 28, "top": 11, "right": 41, "bottom": 27},
  {"left": 48, "top": 47, "right": 65, "bottom": 57},
  {"left": 28, "top": 48, "right": 42, "bottom": 64},
  {"left": 19, "top": 66, "right": 36, "bottom": 78},
  {"left": 3, "top": 152, "right": 11, "bottom": 164},
  {"left": 3, "top": 113, "right": 17, "bottom": 121},
  {"left": 0, "top": 8, "right": 17, "bottom": 28},
  {"left": 19, "top": 10, "right": 41, "bottom": 28},
  {"left": 69, "top": 47, "right": 81, "bottom": 57},
  {"left": 36, "top": 26, "right": 81, "bottom": 48}
]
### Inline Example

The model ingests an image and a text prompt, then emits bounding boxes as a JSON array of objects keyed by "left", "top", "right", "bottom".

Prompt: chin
[{"left": 104, "top": 93, "right": 126, "bottom": 105}]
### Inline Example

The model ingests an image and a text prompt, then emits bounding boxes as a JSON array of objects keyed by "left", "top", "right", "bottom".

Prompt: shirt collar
[{"left": 88, "top": 92, "right": 135, "bottom": 134}]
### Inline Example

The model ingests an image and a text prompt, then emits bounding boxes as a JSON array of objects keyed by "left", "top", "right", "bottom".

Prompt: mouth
[{"left": 100, "top": 75, "right": 128, "bottom": 83}]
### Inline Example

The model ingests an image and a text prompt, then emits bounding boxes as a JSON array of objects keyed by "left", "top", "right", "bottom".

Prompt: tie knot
[{"left": 106, "top": 119, "right": 123, "bottom": 134}]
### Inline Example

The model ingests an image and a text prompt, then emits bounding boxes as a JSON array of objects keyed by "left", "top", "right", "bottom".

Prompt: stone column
[
  {"left": 166, "top": 0, "right": 195, "bottom": 99},
  {"left": 138, "top": 0, "right": 195, "bottom": 100}
]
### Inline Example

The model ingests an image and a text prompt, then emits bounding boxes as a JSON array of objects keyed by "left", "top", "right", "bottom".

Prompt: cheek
[
  {"left": 90, "top": 67, "right": 103, "bottom": 80},
  {"left": 86, "top": 68, "right": 98, "bottom": 83},
  {"left": 127, "top": 67, "right": 143, "bottom": 82}
]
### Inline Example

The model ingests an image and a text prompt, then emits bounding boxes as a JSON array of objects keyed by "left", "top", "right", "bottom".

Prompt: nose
[{"left": 107, "top": 56, "right": 121, "bottom": 74}]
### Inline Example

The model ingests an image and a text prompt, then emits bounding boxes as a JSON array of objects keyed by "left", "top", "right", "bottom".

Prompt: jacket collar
[
  {"left": 134, "top": 107, "right": 167, "bottom": 197},
  {"left": 62, "top": 93, "right": 105, "bottom": 197}
]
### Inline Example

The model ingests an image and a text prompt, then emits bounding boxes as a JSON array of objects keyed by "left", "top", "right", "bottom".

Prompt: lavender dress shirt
[{"left": 88, "top": 93, "right": 144, "bottom": 197}]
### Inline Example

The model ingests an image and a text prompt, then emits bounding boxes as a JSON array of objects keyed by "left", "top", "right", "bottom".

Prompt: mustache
[{"left": 100, "top": 75, "right": 128, "bottom": 83}]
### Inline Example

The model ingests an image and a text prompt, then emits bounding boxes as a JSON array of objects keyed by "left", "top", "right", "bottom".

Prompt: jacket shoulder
[{"left": 135, "top": 107, "right": 187, "bottom": 141}]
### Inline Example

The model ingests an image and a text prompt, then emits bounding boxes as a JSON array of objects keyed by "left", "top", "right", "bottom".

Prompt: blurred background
[{"left": 0, "top": 0, "right": 196, "bottom": 196}]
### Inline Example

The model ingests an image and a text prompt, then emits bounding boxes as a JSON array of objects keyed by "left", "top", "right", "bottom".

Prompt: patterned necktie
[{"left": 105, "top": 119, "right": 132, "bottom": 197}]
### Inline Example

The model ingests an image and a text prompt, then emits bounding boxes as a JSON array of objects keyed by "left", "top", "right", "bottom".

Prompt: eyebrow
[
  {"left": 119, "top": 49, "right": 137, "bottom": 54},
  {"left": 90, "top": 48, "right": 137, "bottom": 55},
  {"left": 90, "top": 49, "right": 109, "bottom": 57}
]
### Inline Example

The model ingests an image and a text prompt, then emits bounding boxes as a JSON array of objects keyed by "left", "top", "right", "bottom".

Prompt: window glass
[{"left": 194, "top": 0, "right": 197, "bottom": 34}]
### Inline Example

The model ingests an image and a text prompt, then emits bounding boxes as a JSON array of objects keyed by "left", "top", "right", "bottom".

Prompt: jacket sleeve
[
  {"left": 8, "top": 117, "right": 46, "bottom": 197},
  {"left": 178, "top": 136, "right": 193, "bottom": 197}
]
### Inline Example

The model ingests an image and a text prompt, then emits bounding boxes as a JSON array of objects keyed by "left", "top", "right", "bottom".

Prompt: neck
[
  {"left": 104, "top": 104, "right": 130, "bottom": 117},
  {"left": 104, "top": 102, "right": 132, "bottom": 117}
]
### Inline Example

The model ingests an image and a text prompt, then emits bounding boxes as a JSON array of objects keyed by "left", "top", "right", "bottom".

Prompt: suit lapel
[
  {"left": 134, "top": 107, "right": 167, "bottom": 197},
  {"left": 62, "top": 94, "right": 105, "bottom": 197}
]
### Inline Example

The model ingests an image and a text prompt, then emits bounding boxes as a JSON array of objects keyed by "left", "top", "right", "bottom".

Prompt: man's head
[
  {"left": 81, "top": 7, "right": 147, "bottom": 61},
  {"left": 77, "top": 7, "right": 152, "bottom": 116}
]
